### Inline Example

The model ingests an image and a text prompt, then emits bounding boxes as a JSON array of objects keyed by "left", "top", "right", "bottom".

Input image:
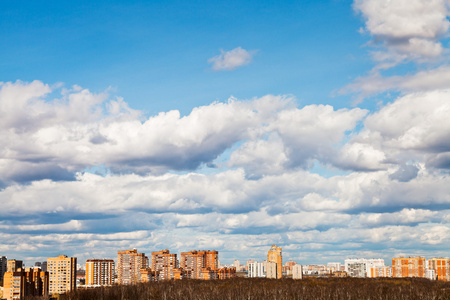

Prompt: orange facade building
[
  {"left": 267, "top": 245, "right": 282, "bottom": 279},
  {"left": 428, "top": 258, "right": 450, "bottom": 281},
  {"left": 3, "top": 268, "right": 49, "bottom": 300},
  {"left": 217, "top": 267, "right": 236, "bottom": 279},
  {"left": 392, "top": 257, "right": 426, "bottom": 278},
  {"left": 180, "top": 250, "right": 218, "bottom": 279},
  {"left": 86, "top": 259, "right": 115, "bottom": 286},
  {"left": 117, "top": 249, "right": 148, "bottom": 285},
  {"left": 151, "top": 250, "right": 178, "bottom": 280}
]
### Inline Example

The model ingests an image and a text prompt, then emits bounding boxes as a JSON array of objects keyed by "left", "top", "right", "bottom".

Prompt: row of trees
[
  {"left": 26, "top": 277, "right": 450, "bottom": 300},
  {"left": 60, "top": 278, "right": 450, "bottom": 300}
]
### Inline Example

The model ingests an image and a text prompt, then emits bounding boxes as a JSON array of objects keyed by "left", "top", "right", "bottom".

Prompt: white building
[
  {"left": 266, "top": 262, "right": 277, "bottom": 279},
  {"left": 345, "top": 258, "right": 385, "bottom": 278},
  {"left": 292, "top": 264, "right": 302, "bottom": 279},
  {"left": 248, "top": 262, "right": 265, "bottom": 278}
]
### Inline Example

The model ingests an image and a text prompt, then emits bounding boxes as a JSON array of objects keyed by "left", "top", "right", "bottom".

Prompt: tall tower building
[
  {"left": 117, "top": 249, "right": 148, "bottom": 285},
  {"left": 47, "top": 255, "right": 77, "bottom": 295},
  {"left": 180, "top": 250, "right": 218, "bottom": 279},
  {"left": 267, "top": 245, "right": 282, "bottom": 279},
  {"left": 86, "top": 259, "right": 115, "bottom": 286},
  {"left": 151, "top": 250, "right": 178, "bottom": 280}
]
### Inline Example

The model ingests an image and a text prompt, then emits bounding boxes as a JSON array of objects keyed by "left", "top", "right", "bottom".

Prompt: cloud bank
[{"left": 1, "top": 77, "right": 449, "bottom": 265}]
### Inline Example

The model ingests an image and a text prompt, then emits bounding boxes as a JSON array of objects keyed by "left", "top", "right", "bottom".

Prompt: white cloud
[
  {"left": 1, "top": 79, "right": 450, "bottom": 266},
  {"left": 340, "top": 65, "right": 450, "bottom": 97},
  {"left": 336, "top": 89, "right": 450, "bottom": 171},
  {"left": 208, "top": 47, "right": 255, "bottom": 71},
  {"left": 354, "top": 0, "right": 450, "bottom": 64}
]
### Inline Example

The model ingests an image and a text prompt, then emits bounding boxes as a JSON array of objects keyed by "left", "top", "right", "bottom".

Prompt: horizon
[{"left": 1, "top": 0, "right": 449, "bottom": 267}]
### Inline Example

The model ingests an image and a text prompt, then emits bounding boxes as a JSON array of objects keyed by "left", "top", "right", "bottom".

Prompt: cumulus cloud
[
  {"left": 0, "top": 81, "right": 297, "bottom": 183},
  {"left": 354, "top": 0, "right": 450, "bottom": 65},
  {"left": 229, "top": 105, "right": 368, "bottom": 177},
  {"left": 208, "top": 47, "right": 255, "bottom": 71},
  {"left": 2, "top": 78, "right": 450, "bottom": 265},
  {"left": 336, "top": 89, "right": 450, "bottom": 171}
]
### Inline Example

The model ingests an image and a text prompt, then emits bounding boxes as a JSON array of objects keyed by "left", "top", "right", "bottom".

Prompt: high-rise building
[
  {"left": 266, "top": 262, "right": 278, "bottom": 279},
  {"left": 151, "top": 250, "right": 178, "bottom": 280},
  {"left": 0, "top": 256, "right": 7, "bottom": 286},
  {"left": 292, "top": 264, "right": 303, "bottom": 279},
  {"left": 347, "top": 262, "right": 366, "bottom": 278},
  {"left": 3, "top": 268, "right": 49, "bottom": 300},
  {"left": 428, "top": 258, "right": 450, "bottom": 281},
  {"left": 86, "top": 259, "right": 115, "bottom": 286},
  {"left": 180, "top": 250, "right": 218, "bottom": 279},
  {"left": 392, "top": 257, "right": 426, "bottom": 278},
  {"left": 117, "top": 249, "right": 148, "bottom": 285},
  {"left": 6, "top": 260, "right": 23, "bottom": 272},
  {"left": 267, "top": 245, "right": 282, "bottom": 279},
  {"left": 47, "top": 255, "right": 77, "bottom": 295}
]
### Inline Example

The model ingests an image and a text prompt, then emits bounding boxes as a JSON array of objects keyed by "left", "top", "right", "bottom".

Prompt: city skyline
[{"left": 1, "top": 0, "right": 450, "bottom": 266}]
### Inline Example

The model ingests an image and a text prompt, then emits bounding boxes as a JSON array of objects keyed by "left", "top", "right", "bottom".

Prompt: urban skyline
[{"left": 1, "top": 0, "right": 450, "bottom": 267}]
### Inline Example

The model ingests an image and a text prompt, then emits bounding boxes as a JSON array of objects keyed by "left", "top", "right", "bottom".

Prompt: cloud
[
  {"left": 354, "top": 0, "right": 450, "bottom": 65},
  {"left": 0, "top": 81, "right": 296, "bottom": 183},
  {"left": 340, "top": 65, "right": 450, "bottom": 97},
  {"left": 208, "top": 47, "right": 255, "bottom": 71},
  {"left": 229, "top": 105, "right": 368, "bottom": 177},
  {"left": 1, "top": 78, "right": 450, "bottom": 266},
  {"left": 336, "top": 89, "right": 450, "bottom": 171}
]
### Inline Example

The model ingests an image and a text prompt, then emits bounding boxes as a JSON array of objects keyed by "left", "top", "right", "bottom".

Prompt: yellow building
[
  {"left": 86, "top": 259, "right": 115, "bottom": 286},
  {"left": 117, "top": 249, "right": 148, "bottom": 285},
  {"left": 392, "top": 257, "right": 426, "bottom": 278},
  {"left": 267, "top": 245, "right": 282, "bottom": 279},
  {"left": 3, "top": 268, "right": 49, "bottom": 300},
  {"left": 6, "top": 260, "right": 23, "bottom": 272},
  {"left": 48, "top": 255, "right": 77, "bottom": 295},
  {"left": 428, "top": 258, "right": 450, "bottom": 281}
]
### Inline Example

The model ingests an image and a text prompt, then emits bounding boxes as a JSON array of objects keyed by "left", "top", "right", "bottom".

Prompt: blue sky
[{"left": 1, "top": 0, "right": 450, "bottom": 267}]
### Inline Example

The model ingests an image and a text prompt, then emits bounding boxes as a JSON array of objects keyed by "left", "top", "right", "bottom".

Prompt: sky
[{"left": 0, "top": 0, "right": 449, "bottom": 267}]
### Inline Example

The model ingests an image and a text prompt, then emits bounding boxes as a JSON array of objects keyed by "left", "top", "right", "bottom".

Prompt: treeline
[{"left": 30, "top": 277, "right": 450, "bottom": 300}]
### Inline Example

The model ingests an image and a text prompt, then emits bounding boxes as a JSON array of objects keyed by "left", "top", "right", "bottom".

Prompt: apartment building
[
  {"left": 392, "top": 257, "right": 426, "bottom": 278},
  {"left": 217, "top": 267, "right": 236, "bottom": 279},
  {"left": 428, "top": 258, "right": 450, "bottom": 281},
  {"left": 267, "top": 245, "right": 282, "bottom": 279},
  {"left": 47, "top": 255, "right": 77, "bottom": 295},
  {"left": 151, "top": 250, "right": 178, "bottom": 280},
  {"left": 2, "top": 268, "right": 49, "bottom": 300},
  {"left": 85, "top": 259, "right": 115, "bottom": 286},
  {"left": 6, "top": 260, "right": 23, "bottom": 273},
  {"left": 248, "top": 262, "right": 265, "bottom": 278},
  {"left": 117, "top": 249, "right": 148, "bottom": 285},
  {"left": 266, "top": 262, "right": 278, "bottom": 279},
  {"left": 180, "top": 250, "right": 218, "bottom": 279},
  {"left": 292, "top": 264, "right": 303, "bottom": 279},
  {"left": 344, "top": 258, "right": 385, "bottom": 278}
]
